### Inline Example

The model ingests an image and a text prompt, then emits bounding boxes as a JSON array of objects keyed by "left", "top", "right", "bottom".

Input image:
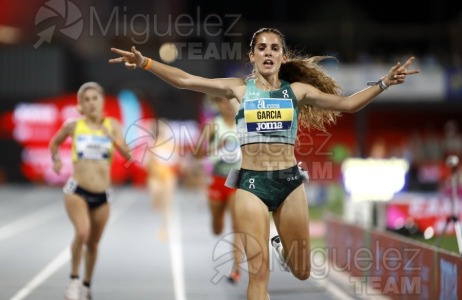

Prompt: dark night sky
[
  {"left": 178, "top": 0, "right": 461, "bottom": 64},
  {"left": 185, "top": 0, "right": 461, "bottom": 25}
]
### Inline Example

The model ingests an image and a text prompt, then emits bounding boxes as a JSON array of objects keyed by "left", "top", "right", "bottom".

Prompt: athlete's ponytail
[{"left": 279, "top": 55, "right": 342, "bottom": 132}]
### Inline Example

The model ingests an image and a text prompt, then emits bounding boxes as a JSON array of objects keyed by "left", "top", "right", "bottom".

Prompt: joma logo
[{"left": 255, "top": 122, "right": 283, "bottom": 131}]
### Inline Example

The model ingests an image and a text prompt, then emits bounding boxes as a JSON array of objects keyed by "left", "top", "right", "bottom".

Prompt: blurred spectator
[
  {"left": 145, "top": 118, "right": 181, "bottom": 241},
  {"left": 369, "top": 137, "right": 387, "bottom": 159},
  {"left": 442, "top": 119, "right": 462, "bottom": 158},
  {"left": 421, "top": 122, "right": 443, "bottom": 162}
]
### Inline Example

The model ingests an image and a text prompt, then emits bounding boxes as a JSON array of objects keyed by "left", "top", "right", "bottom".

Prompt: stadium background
[
  {"left": 1, "top": 1, "right": 462, "bottom": 299},
  {"left": 1, "top": 0, "right": 460, "bottom": 239}
]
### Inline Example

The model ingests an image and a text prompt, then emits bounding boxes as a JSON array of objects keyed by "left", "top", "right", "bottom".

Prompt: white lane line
[
  {"left": 0, "top": 202, "right": 62, "bottom": 242},
  {"left": 315, "top": 260, "right": 391, "bottom": 300},
  {"left": 10, "top": 248, "right": 70, "bottom": 300},
  {"left": 9, "top": 189, "right": 137, "bottom": 300},
  {"left": 168, "top": 193, "right": 186, "bottom": 300},
  {"left": 315, "top": 273, "right": 356, "bottom": 300}
]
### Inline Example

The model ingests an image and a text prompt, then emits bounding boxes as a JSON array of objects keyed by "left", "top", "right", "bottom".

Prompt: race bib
[
  {"left": 76, "top": 134, "right": 112, "bottom": 160},
  {"left": 244, "top": 98, "right": 293, "bottom": 132}
]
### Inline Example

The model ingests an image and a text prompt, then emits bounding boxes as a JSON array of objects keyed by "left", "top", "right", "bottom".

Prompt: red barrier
[{"left": 325, "top": 216, "right": 462, "bottom": 299}]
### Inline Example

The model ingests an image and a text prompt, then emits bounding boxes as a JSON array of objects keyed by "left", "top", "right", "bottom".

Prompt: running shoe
[
  {"left": 64, "top": 279, "right": 80, "bottom": 300},
  {"left": 80, "top": 285, "right": 92, "bottom": 300},
  {"left": 227, "top": 270, "right": 241, "bottom": 285},
  {"left": 271, "top": 235, "right": 290, "bottom": 272}
]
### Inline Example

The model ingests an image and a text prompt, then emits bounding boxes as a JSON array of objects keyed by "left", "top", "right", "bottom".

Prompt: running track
[{"left": 0, "top": 184, "right": 390, "bottom": 300}]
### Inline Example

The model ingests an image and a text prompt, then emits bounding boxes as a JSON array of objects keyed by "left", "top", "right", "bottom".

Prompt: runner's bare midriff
[
  {"left": 73, "top": 160, "right": 111, "bottom": 192},
  {"left": 240, "top": 143, "right": 297, "bottom": 171}
]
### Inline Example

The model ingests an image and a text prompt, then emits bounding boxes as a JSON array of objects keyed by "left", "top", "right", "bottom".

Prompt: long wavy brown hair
[{"left": 248, "top": 28, "right": 342, "bottom": 132}]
